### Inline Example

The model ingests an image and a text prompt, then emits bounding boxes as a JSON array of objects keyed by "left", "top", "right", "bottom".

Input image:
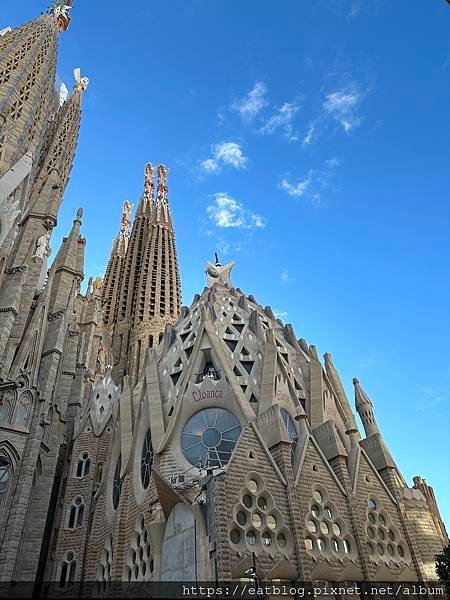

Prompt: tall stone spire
[
  {"left": 353, "top": 377, "right": 379, "bottom": 437},
  {"left": 0, "top": 1, "right": 74, "bottom": 180},
  {"left": 110, "top": 162, "right": 181, "bottom": 385},
  {"left": 26, "top": 74, "right": 88, "bottom": 226},
  {"left": 102, "top": 201, "right": 132, "bottom": 328},
  {"left": 116, "top": 163, "right": 155, "bottom": 324},
  {"left": 49, "top": 207, "right": 85, "bottom": 312}
]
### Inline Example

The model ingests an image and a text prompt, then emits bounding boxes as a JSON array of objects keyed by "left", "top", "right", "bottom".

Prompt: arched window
[
  {"left": 13, "top": 392, "right": 32, "bottom": 427},
  {"left": 76, "top": 452, "right": 91, "bottom": 478},
  {"left": 58, "top": 551, "right": 77, "bottom": 588},
  {"left": 94, "top": 461, "right": 104, "bottom": 484},
  {"left": 15, "top": 403, "right": 28, "bottom": 427},
  {"left": 0, "top": 457, "right": 11, "bottom": 502},
  {"left": 67, "top": 497, "right": 85, "bottom": 529},
  {"left": 0, "top": 392, "right": 13, "bottom": 423},
  {"left": 112, "top": 455, "right": 122, "bottom": 510}
]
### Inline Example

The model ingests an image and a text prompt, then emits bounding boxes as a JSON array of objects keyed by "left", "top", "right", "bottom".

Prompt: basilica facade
[{"left": 0, "top": 3, "right": 447, "bottom": 597}]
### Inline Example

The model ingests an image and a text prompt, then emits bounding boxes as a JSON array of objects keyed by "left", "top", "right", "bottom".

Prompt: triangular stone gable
[
  {"left": 217, "top": 424, "right": 296, "bottom": 578},
  {"left": 293, "top": 438, "right": 366, "bottom": 579}
]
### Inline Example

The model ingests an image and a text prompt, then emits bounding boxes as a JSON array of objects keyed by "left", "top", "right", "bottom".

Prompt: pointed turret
[
  {"left": 353, "top": 377, "right": 379, "bottom": 437},
  {"left": 49, "top": 208, "right": 85, "bottom": 312},
  {"left": 26, "top": 73, "right": 88, "bottom": 229}
]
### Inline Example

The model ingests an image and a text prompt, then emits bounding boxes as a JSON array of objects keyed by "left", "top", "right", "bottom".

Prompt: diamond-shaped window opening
[
  {"left": 225, "top": 339, "right": 238, "bottom": 353},
  {"left": 281, "top": 352, "right": 289, "bottom": 364},
  {"left": 280, "top": 408, "right": 299, "bottom": 457},
  {"left": 180, "top": 330, "right": 190, "bottom": 343},
  {"left": 241, "top": 360, "right": 254, "bottom": 375}
]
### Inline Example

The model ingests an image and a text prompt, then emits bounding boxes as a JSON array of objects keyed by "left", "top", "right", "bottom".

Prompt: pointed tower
[
  {"left": 0, "top": 77, "right": 88, "bottom": 376},
  {"left": 107, "top": 163, "right": 181, "bottom": 385},
  {"left": 102, "top": 201, "right": 132, "bottom": 329},
  {"left": 353, "top": 376, "right": 379, "bottom": 437},
  {"left": 0, "top": 1, "right": 74, "bottom": 217}
]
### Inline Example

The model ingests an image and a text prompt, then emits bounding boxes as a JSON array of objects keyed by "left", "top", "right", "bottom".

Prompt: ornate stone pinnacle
[
  {"left": 143, "top": 163, "right": 154, "bottom": 200},
  {"left": 156, "top": 164, "right": 169, "bottom": 204},
  {"left": 49, "top": 1, "right": 73, "bottom": 32}
]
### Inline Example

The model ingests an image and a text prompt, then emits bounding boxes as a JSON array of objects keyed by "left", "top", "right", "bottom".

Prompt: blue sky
[{"left": 4, "top": 2, "right": 450, "bottom": 524}]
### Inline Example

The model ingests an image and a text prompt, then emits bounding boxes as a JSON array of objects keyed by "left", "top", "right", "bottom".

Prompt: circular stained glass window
[
  {"left": 112, "top": 455, "right": 122, "bottom": 510},
  {"left": 181, "top": 408, "right": 241, "bottom": 468},
  {"left": 280, "top": 408, "right": 299, "bottom": 455},
  {"left": 141, "top": 429, "right": 153, "bottom": 489}
]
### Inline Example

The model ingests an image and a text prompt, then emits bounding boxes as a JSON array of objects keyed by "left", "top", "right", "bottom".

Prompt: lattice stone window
[
  {"left": 304, "top": 485, "right": 357, "bottom": 561},
  {"left": 58, "top": 551, "right": 77, "bottom": 589},
  {"left": 122, "top": 514, "right": 154, "bottom": 582},
  {"left": 228, "top": 472, "right": 294, "bottom": 557},
  {"left": 67, "top": 496, "right": 85, "bottom": 529},
  {"left": 365, "top": 495, "right": 411, "bottom": 564},
  {"left": 96, "top": 534, "right": 113, "bottom": 595},
  {"left": 76, "top": 452, "right": 91, "bottom": 478},
  {"left": 141, "top": 429, "right": 153, "bottom": 489}
]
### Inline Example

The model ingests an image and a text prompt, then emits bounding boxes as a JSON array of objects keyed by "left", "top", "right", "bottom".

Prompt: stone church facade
[{"left": 0, "top": 3, "right": 447, "bottom": 597}]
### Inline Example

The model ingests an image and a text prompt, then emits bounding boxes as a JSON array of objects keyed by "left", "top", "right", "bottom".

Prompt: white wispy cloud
[
  {"left": 347, "top": 0, "right": 363, "bottom": 19},
  {"left": 260, "top": 102, "right": 300, "bottom": 142},
  {"left": 274, "top": 309, "right": 288, "bottom": 320},
  {"left": 323, "top": 87, "right": 364, "bottom": 132},
  {"left": 417, "top": 385, "right": 447, "bottom": 410},
  {"left": 303, "top": 124, "right": 315, "bottom": 146},
  {"left": 206, "top": 193, "right": 266, "bottom": 230},
  {"left": 232, "top": 82, "right": 268, "bottom": 122},
  {"left": 280, "top": 269, "right": 294, "bottom": 285},
  {"left": 279, "top": 158, "right": 339, "bottom": 204},
  {"left": 200, "top": 142, "right": 247, "bottom": 174}
]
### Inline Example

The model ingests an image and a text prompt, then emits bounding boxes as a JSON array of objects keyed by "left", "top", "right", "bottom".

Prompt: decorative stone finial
[
  {"left": 120, "top": 200, "right": 133, "bottom": 235},
  {"left": 156, "top": 164, "right": 169, "bottom": 204},
  {"left": 49, "top": 1, "right": 73, "bottom": 31},
  {"left": 205, "top": 260, "right": 235, "bottom": 288},
  {"left": 92, "top": 276, "right": 103, "bottom": 291},
  {"left": 73, "top": 68, "right": 89, "bottom": 92},
  {"left": 143, "top": 163, "right": 154, "bottom": 200},
  {"left": 352, "top": 377, "right": 359, "bottom": 385}
]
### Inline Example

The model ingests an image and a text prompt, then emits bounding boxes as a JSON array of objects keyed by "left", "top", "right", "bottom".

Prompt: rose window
[{"left": 181, "top": 408, "right": 241, "bottom": 468}]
